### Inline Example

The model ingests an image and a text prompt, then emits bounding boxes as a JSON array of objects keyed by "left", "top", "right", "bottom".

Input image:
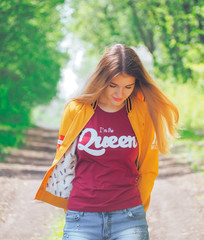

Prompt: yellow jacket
[{"left": 35, "top": 95, "right": 159, "bottom": 211}]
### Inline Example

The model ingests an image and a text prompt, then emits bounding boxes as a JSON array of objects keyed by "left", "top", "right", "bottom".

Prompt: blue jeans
[{"left": 62, "top": 205, "right": 149, "bottom": 240}]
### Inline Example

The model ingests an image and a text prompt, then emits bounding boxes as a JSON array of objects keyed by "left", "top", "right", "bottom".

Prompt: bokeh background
[{"left": 0, "top": 0, "right": 203, "bottom": 239}]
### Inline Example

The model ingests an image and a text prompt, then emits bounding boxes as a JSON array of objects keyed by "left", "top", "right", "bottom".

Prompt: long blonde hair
[{"left": 73, "top": 44, "right": 179, "bottom": 154}]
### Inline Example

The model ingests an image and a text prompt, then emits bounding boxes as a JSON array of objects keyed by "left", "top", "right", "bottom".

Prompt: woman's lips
[{"left": 113, "top": 97, "right": 123, "bottom": 102}]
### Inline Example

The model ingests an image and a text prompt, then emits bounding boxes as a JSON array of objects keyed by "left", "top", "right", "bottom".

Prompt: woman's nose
[{"left": 116, "top": 87, "right": 123, "bottom": 97}]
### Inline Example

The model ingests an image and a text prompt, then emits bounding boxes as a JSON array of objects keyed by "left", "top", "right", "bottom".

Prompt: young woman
[{"left": 35, "top": 44, "right": 179, "bottom": 240}]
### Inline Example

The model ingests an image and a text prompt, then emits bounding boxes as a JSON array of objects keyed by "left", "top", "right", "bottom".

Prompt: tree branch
[{"left": 128, "top": 0, "right": 154, "bottom": 53}]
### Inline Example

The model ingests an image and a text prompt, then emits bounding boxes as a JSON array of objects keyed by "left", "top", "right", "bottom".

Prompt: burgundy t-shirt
[{"left": 67, "top": 106, "right": 142, "bottom": 212}]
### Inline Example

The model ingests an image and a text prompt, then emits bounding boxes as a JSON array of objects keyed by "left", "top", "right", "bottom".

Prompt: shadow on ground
[
  {"left": 158, "top": 154, "right": 194, "bottom": 179},
  {"left": 0, "top": 127, "right": 58, "bottom": 179}
]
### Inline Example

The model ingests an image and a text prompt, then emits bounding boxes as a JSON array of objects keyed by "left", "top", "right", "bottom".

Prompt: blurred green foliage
[
  {"left": 0, "top": 124, "right": 25, "bottom": 159},
  {"left": 158, "top": 80, "right": 204, "bottom": 171},
  {"left": 0, "top": 0, "right": 69, "bottom": 153},
  {"left": 157, "top": 80, "right": 204, "bottom": 131},
  {"left": 0, "top": 0, "right": 69, "bottom": 126},
  {"left": 172, "top": 137, "right": 204, "bottom": 172},
  {"left": 67, "top": 0, "right": 204, "bottom": 86}
]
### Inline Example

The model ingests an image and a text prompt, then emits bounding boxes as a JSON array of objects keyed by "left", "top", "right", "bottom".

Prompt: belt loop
[{"left": 123, "top": 208, "right": 127, "bottom": 213}]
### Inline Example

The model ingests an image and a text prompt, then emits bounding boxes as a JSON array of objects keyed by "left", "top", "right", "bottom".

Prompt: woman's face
[{"left": 99, "top": 74, "right": 135, "bottom": 112}]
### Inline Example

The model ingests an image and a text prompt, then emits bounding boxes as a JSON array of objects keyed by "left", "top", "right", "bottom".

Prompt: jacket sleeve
[
  {"left": 137, "top": 114, "right": 159, "bottom": 211},
  {"left": 56, "top": 101, "right": 80, "bottom": 153}
]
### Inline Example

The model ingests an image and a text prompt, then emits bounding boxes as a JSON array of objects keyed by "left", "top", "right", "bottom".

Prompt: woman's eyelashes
[
  {"left": 125, "top": 86, "right": 134, "bottom": 89},
  {"left": 109, "top": 84, "right": 134, "bottom": 89}
]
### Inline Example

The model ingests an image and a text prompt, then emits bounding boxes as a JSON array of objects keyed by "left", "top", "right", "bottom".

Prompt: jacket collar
[{"left": 91, "top": 100, "right": 98, "bottom": 110}]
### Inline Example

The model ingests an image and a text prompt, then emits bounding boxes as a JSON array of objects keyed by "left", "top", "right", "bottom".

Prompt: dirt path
[
  {"left": 0, "top": 128, "right": 63, "bottom": 240},
  {"left": 0, "top": 127, "right": 204, "bottom": 240},
  {"left": 148, "top": 155, "right": 204, "bottom": 239}
]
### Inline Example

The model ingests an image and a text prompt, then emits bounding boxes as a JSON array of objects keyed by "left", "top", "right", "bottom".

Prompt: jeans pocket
[
  {"left": 125, "top": 205, "right": 146, "bottom": 220},
  {"left": 66, "top": 210, "right": 84, "bottom": 222}
]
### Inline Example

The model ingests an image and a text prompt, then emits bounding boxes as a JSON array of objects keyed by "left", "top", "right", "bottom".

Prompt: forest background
[{"left": 0, "top": 0, "right": 203, "bottom": 171}]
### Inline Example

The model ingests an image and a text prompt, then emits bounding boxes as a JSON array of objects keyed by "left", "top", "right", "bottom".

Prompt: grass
[
  {"left": 43, "top": 213, "right": 65, "bottom": 240},
  {"left": 171, "top": 129, "right": 204, "bottom": 172},
  {"left": 178, "top": 129, "right": 204, "bottom": 141}
]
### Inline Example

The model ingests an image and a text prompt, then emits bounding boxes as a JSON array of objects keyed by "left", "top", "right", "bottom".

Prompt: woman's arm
[
  {"left": 137, "top": 114, "right": 159, "bottom": 211},
  {"left": 56, "top": 101, "right": 82, "bottom": 153}
]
